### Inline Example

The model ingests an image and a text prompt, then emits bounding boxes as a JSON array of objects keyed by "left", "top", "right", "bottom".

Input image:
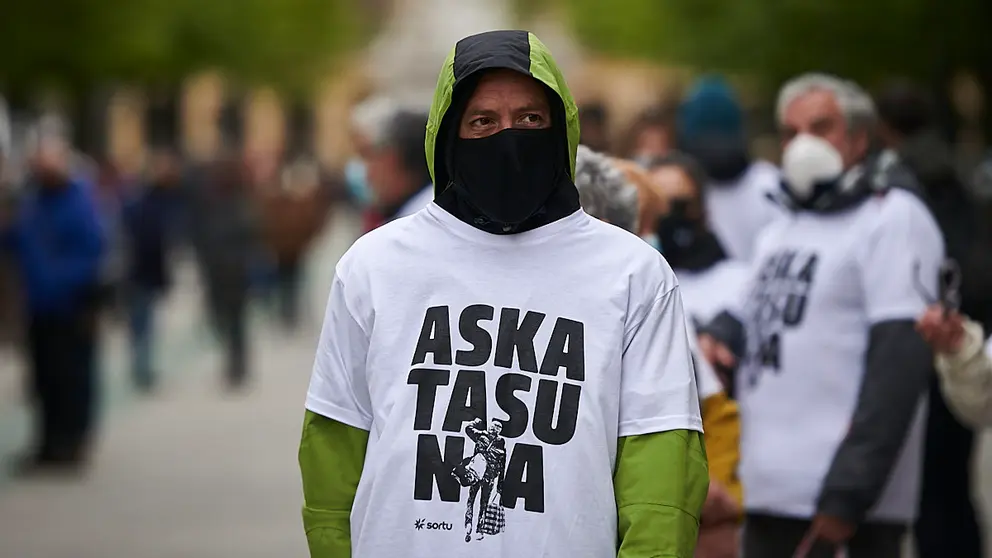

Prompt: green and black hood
[{"left": 425, "top": 30, "right": 581, "bottom": 233}]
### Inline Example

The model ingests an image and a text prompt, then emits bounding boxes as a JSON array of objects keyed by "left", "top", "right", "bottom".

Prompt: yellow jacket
[{"left": 700, "top": 390, "right": 742, "bottom": 508}]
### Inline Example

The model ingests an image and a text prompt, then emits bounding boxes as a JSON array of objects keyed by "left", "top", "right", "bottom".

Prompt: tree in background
[
  {"left": 0, "top": 0, "right": 367, "bottom": 92},
  {"left": 521, "top": 0, "right": 992, "bottom": 141},
  {"left": 0, "top": 0, "right": 371, "bottom": 153}
]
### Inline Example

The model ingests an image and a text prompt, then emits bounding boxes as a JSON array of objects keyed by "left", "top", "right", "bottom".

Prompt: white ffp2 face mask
[{"left": 781, "top": 133, "right": 844, "bottom": 202}]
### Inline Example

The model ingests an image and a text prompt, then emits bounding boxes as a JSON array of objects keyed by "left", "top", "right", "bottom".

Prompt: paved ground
[
  {"left": 1, "top": 206, "right": 991, "bottom": 557},
  {"left": 0, "top": 207, "right": 359, "bottom": 558}
]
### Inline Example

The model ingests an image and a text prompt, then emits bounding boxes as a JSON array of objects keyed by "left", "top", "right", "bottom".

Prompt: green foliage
[
  {"left": 0, "top": 0, "right": 368, "bottom": 93},
  {"left": 557, "top": 0, "right": 991, "bottom": 88},
  {"left": 510, "top": 0, "right": 557, "bottom": 22}
]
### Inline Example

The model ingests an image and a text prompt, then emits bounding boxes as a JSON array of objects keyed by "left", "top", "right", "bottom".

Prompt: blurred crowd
[
  {"left": 3, "top": 58, "right": 992, "bottom": 557},
  {"left": 338, "top": 72, "right": 992, "bottom": 558},
  {"left": 0, "top": 112, "right": 336, "bottom": 472}
]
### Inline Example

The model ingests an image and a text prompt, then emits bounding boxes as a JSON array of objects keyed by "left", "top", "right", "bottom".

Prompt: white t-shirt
[
  {"left": 306, "top": 203, "right": 702, "bottom": 558},
  {"left": 706, "top": 161, "right": 785, "bottom": 263},
  {"left": 735, "top": 188, "right": 943, "bottom": 522},
  {"left": 677, "top": 259, "right": 752, "bottom": 327}
]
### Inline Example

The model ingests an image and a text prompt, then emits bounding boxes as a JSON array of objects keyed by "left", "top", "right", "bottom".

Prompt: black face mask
[
  {"left": 656, "top": 198, "right": 727, "bottom": 271},
  {"left": 450, "top": 127, "right": 563, "bottom": 227},
  {"left": 681, "top": 135, "right": 750, "bottom": 183}
]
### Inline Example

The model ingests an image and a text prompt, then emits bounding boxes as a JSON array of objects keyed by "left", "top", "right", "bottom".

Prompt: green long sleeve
[
  {"left": 299, "top": 410, "right": 370, "bottom": 558},
  {"left": 615, "top": 429, "right": 709, "bottom": 558}
]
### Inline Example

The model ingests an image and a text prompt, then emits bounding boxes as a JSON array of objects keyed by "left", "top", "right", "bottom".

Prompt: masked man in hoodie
[
  {"left": 299, "top": 31, "right": 708, "bottom": 558},
  {"left": 700, "top": 73, "right": 943, "bottom": 557}
]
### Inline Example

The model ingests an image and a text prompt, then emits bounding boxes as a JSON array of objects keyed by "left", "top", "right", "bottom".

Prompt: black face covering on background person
[
  {"left": 680, "top": 135, "right": 750, "bottom": 183},
  {"left": 655, "top": 198, "right": 727, "bottom": 272},
  {"left": 450, "top": 127, "right": 563, "bottom": 226}
]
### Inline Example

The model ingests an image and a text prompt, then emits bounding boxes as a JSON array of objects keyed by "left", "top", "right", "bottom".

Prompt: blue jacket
[{"left": 4, "top": 179, "right": 106, "bottom": 316}]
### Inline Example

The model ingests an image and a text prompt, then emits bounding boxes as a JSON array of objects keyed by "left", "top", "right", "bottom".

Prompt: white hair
[
  {"left": 350, "top": 95, "right": 400, "bottom": 147},
  {"left": 776, "top": 73, "right": 876, "bottom": 133},
  {"left": 574, "top": 145, "right": 639, "bottom": 233}
]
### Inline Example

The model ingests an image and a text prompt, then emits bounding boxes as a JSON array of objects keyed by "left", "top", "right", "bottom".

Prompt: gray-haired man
[{"left": 701, "top": 73, "right": 944, "bottom": 557}]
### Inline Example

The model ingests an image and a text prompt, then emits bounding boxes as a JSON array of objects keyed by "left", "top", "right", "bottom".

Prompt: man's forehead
[
  {"left": 466, "top": 70, "right": 548, "bottom": 108},
  {"left": 784, "top": 89, "right": 842, "bottom": 121}
]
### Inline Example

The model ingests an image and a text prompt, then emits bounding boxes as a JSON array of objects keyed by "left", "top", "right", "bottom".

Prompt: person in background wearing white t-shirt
[
  {"left": 645, "top": 151, "right": 750, "bottom": 393},
  {"left": 677, "top": 76, "right": 784, "bottom": 263},
  {"left": 299, "top": 30, "right": 708, "bottom": 558},
  {"left": 575, "top": 144, "right": 742, "bottom": 558},
  {"left": 364, "top": 110, "right": 434, "bottom": 224},
  {"left": 917, "top": 304, "right": 992, "bottom": 428},
  {"left": 699, "top": 73, "right": 944, "bottom": 557}
]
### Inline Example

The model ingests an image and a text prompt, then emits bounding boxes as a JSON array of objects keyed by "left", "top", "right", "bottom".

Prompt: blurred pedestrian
[
  {"left": 347, "top": 96, "right": 400, "bottom": 232},
  {"left": 702, "top": 73, "right": 943, "bottom": 557},
  {"left": 876, "top": 80, "right": 991, "bottom": 558},
  {"left": 196, "top": 157, "right": 260, "bottom": 389},
  {"left": 1, "top": 133, "right": 105, "bottom": 474},
  {"left": 646, "top": 153, "right": 749, "bottom": 327},
  {"left": 259, "top": 157, "right": 327, "bottom": 330},
  {"left": 364, "top": 110, "right": 433, "bottom": 223},
  {"left": 575, "top": 144, "right": 741, "bottom": 557},
  {"left": 122, "top": 147, "right": 182, "bottom": 392},
  {"left": 299, "top": 30, "right": 707, "bottom": 558},
  {"left": 0, "top": 101, "right": 18, "bottom": 346},
  {"left": 677, "top": 76, "right": 783, "bottom": 263},
  {"left": 646, "top": 152, "right": 750, "bottom": 393}
]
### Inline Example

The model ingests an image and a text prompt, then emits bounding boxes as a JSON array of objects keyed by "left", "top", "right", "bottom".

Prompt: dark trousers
[
  {"left": 275, "top": 259, "right": 301, "bottom": 329},
  {"left": 743, "top": 513, "right": 905, "bottom": 558},
  {"left": 208, "top": 295, "right": 247, "bottom": 384},
  {"left": 915, "top": 381, "right": 983, "bottom": 558},
  {"left": 128, "top": 286, "right": 159, "bottom": 389},
  {"left": 27, "top": 311, "right": 98, "bottom": 461}
]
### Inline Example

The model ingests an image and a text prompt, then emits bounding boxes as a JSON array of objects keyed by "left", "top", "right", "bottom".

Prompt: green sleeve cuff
[
  {"left": 615, "top": 429, "right": 709, "bottom": 558},
  {"left": 299, "top": 410, "right": 370, "bottom": 557}
]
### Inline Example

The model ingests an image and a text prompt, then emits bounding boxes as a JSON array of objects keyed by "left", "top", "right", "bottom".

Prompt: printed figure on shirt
[{"left": 453, "top": 418, "right": 508, "bottom": 542}]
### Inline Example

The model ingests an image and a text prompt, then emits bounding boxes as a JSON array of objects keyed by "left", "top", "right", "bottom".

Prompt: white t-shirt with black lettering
[
  {"left": 306, "top": 203, "right": 702, "bottom": 558},
  {"left": 735, "top": 188, "right": 944, "bottom": 522}
]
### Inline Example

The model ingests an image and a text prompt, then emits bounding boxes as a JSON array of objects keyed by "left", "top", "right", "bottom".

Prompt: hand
[
  {"left": 696, "top": 522, "right": 740, "bottom": 558},
  {"left": 804, "top": 514, "right": 856, "bottom": 547},
  {"left": 698, "top": 333, "right": 738, "bottom": 389},
  {"left": 916, "top": 304, "right": 965, "bottom": 354},
  {"left": 701, "top": 481, "right": 741, "bottom": 526}
]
